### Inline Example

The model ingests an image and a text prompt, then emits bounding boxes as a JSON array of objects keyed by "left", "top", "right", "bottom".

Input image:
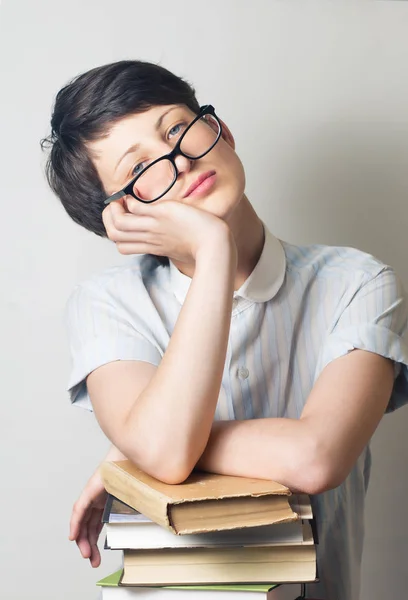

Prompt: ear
[
  {"left": 218, "top": 118, "right": 236, "bottom": 150},
  {"left": 206, "top": 114, "right": 236, "bottom": 150}
]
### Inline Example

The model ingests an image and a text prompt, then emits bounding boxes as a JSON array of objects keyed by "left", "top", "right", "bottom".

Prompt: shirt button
[{"left": 238, "top": 366, "right": 249, "bottom": 379}]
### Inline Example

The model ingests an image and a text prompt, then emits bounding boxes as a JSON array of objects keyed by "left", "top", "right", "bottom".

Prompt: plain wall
[{"left": 1, "top": 1, "right": 408, "bottom": 598}]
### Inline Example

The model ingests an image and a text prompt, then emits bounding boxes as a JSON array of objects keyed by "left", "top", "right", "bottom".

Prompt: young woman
[{"left": 42, "top": 60, "right": 408, "bottom": 600}]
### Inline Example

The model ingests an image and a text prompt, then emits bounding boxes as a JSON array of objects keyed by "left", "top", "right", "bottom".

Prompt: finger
[
  {"left": 102, "top": 202, "right": 122, "bottom": 236},
  {"left": 107, "top": 228, "right": 158, "bottom": 244},
  {"left": 116, "top": 241, "right": 161, "bottom": 256},
  {"left": 69, "top": 499, "right": 91, "bottom": 541},
  {"left": 108, "top": 197, "right": 128, "bottom": 213},
  {"left": 76, "top": 521, "right": 91, "bottom": 559},
  {"left": 102, "top": 198, "right": 129, "bottom": 235},
  {"left": 88, "top": 511, "right": 104, "bottom": 568},
  {"left": 109, "top": 196, "right": 144, "bottom": 217},
  {"left": 88, "top": 508, "right": 104, "bottom": 548},
  {"left": 115, "top": 214, "right": 157, "bottom": 234},
  {"left": 124, "top": 196, "right": 154, "bottom": 214},
  {"left": 110, "top": 205, "right": 157, "bottom": 233},
  {"left": 89, "top": 543, "right": 101, "bottom": 568},
  {"left": 104, "top": 207, "right": 157, "bottom": 240}
]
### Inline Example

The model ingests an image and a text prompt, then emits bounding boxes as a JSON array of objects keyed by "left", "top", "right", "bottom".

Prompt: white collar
[{"left": 169, "top": 222, "right": 286, "bottom": 304}]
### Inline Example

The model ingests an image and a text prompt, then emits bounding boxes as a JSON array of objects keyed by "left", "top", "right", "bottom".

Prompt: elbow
[
  {"left": 126, "top": 446, "right": 194, "bottom": 485},
  {"left": 295, "top": 461, "right": 343, "bottom": 495},
  {"left": 292, "top": 440, "right": 347, "bottom": 495},
  {"left": 152, "top": 447, "right": 198, "bottom": 484},
  {"left": 152, "top": 462, "right": 193, "bottom": 485},
  {"left": 121, "top": 424, "right": 195, "bottom": 485},
  {"left": 146, "top": 446, "right": 197, "bottom": 485}
]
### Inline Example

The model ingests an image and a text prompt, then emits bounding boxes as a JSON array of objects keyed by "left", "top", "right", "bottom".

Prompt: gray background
[{"left": 1, "top": 1, "right": 407, "bottom": 598}]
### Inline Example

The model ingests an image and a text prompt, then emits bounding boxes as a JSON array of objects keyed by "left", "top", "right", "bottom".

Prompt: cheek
[
  {"left": 214, "top": 143, "right": 243, "bottom": 174},
  {"left": 212, "top": 155, "right": 246, "bottom": 213},
  {"left": 221, "top": 148, "right": 246, "bottom": 192}
]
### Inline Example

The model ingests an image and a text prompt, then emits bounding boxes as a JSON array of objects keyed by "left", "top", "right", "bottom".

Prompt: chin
[{"left": 203, "top": 189, "right": 244, "bottom": 223}]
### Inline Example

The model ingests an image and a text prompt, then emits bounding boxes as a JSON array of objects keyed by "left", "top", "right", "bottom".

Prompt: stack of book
[{"left": 96, "top": 461, "right": 318, "bottom": 599}]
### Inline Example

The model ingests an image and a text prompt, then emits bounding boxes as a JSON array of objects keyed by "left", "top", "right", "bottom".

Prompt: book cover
[
  {"left": 103, "top": 494, "right": 313, "bottom": 524},
  {"left": 100, "top": 461, "right": 298, "bottom": 534}
]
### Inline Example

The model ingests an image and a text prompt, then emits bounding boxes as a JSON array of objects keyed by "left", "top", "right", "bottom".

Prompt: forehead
[{"left": 90, "top": 104, "right": 191, "bottom": 157}]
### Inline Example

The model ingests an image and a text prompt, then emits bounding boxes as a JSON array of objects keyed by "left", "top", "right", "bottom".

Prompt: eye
[
  {"left": 168, "top": 122, "right": 187, "bottom": 138},
  {"left": 131, "top": 161, "right": 147, "bottom": 177}
]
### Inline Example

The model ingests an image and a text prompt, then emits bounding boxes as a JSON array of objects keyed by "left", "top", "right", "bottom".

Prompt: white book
[
  {"left": 106, "top": 520, "right": 312, "bottom": 550},
  {"left": 99, "top": 585, "right": 302, "bottom": 599}
]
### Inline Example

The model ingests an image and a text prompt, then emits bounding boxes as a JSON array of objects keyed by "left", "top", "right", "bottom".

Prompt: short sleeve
[
  {"left": 65, "top": 283, "right": 162, "bottom": 411},
  {"left": 315, "top": 266, "right": 408, "bottom": 413}
]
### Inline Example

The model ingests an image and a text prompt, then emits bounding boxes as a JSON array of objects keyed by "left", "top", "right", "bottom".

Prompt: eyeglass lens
[{"left": 132, "top": 113, "right": 220, "bottom": 201}]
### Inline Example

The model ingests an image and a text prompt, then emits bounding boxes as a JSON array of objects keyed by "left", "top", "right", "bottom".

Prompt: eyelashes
[{"left": 128, "top": 121, "right": 188, "bottom": 179}]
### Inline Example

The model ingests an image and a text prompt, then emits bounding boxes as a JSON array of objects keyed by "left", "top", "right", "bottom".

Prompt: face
[{"left": 88, "top": 104, "right": 246, "bottom": 222}]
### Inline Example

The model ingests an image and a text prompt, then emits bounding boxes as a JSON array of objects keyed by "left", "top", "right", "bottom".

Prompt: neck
[{"left": 172, "top": 195, "right": 265, "bottom": 291}]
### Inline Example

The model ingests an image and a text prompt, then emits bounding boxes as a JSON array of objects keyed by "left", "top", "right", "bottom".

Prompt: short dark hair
[{"left": 41, "top": 60, "right": 201, "bottom": 238}]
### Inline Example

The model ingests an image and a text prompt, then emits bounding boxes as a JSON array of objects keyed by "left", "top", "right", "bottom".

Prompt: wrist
[{"left": 195, "top": 225, "right": 237, "bottom": 271}]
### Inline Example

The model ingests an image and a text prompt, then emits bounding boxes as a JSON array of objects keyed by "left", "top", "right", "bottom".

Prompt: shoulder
[
  {"left": 65, "top": 254, "right": 170, "bottom": 313},
  {"left": 281, "top": 239, "right": 391, "bottom": 285}
]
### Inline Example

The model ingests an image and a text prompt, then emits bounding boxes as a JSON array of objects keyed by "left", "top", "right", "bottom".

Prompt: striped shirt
[{"left": 66, "top": 223, "right": 408, "bottom": 600}]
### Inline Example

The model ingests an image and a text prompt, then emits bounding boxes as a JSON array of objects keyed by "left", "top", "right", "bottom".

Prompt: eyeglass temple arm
[{"left": 104, "top": 190, "right": 126, "bottom": 205}]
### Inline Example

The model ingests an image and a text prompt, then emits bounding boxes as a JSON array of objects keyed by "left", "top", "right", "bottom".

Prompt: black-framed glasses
[{"left": 104, "top": 104, "right": 222, "bottom": 205}]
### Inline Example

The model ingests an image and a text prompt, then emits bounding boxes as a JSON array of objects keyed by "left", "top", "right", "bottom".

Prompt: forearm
[
  {"left": 124, "top": 232, "right": 236, "bottom": 481},
  {"left": 196, "top": 418, "right": 326, "bottom": 494}
]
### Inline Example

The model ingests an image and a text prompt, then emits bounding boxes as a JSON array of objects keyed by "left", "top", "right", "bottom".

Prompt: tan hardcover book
[
  {"left": 99, "top": 461, "right": 299, "bottom": 535},
  {"left": 121, "top": 544, "right": 317, "bottom": 586}
]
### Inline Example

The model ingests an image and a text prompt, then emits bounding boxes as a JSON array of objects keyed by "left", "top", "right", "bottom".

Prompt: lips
[{"left": 183, "top": 170, "right": 216, "bottom": 198}]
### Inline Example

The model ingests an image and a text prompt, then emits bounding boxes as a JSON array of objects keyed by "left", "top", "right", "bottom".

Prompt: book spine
[{"left": 101, "top": 494, "right": 114, "bottom": 524}]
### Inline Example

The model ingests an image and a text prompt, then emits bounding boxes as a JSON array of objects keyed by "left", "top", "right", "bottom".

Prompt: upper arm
[
  {"left": 87, "top": 360, "right": 157, "bottom": 455},
  {"left": 65, "top": 281, "right": 162, "bottom": 412},
  {"left": 301, "top": 349, "right": 394, "bottom": 489},
  {"left": 301, "top": 265, "right": 408, "bottom": 491}
]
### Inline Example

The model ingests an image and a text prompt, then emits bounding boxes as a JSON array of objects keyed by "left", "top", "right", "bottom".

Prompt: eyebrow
[{"left": 114, "top": 106, "right": 182, "bottom": 174}]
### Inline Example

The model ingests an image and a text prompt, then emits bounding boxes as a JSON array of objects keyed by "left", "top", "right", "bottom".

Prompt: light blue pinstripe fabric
[{"left": 65, "top": 223, "right": 408, "bottom": 600}]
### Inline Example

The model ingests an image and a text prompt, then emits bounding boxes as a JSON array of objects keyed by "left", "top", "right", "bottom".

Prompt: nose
[{"left": 174, "top": 153, "right": 193, "bottom": 177}]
